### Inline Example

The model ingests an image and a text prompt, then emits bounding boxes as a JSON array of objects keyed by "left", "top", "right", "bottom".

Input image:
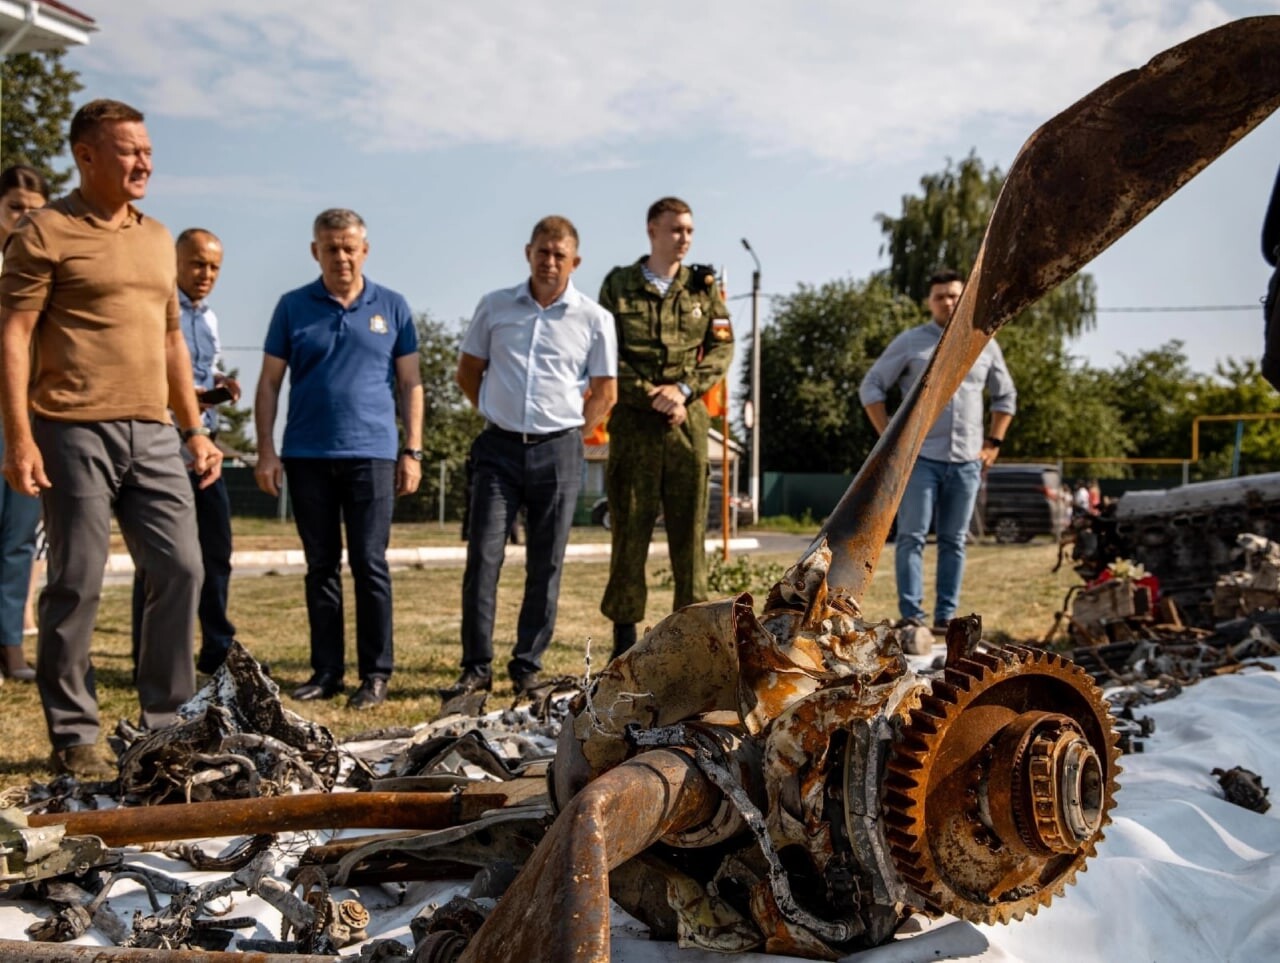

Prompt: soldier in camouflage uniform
[{"left": 599, "top": 197, "right": 733, "bottom": 659}]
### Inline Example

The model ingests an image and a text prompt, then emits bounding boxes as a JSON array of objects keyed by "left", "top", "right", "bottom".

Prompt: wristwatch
[
  {"left": 181, "top": 426, "right": 212, "bottom": 442},
  {"left": 401, "top": 447, "right": 424, "bottom": 461},
  {"left": 676, "top": 382, "right": 693, "bottom": 401}
]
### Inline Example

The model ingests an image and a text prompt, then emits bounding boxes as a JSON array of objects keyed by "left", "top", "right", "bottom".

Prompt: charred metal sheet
[
  {"left": 116, "top": 642, "right": 340, "bottom": 804},
  {"left": 1212, "top": 766, "right": 1272, "bottom": 814}
]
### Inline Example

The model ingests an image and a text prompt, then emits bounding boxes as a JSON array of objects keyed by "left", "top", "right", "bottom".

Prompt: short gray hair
[{"left": 313, "top": 208, "right": 366, "bottom": 238}]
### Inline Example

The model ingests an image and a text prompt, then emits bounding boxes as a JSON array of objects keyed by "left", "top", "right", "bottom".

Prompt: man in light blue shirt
[
  {"left": 446, "top": 216, "right": 617, "bottom": 697},
  {"left": 859, "top": 269, "right": 1016, "bottom": 629},
  {"left": 132, "top": 228, "right": 240, "bottom": 675}
]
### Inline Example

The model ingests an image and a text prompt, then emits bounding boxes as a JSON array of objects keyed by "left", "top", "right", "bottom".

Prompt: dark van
[{"left": 978, "top": 463, "right": 1068, "bottom": 543}]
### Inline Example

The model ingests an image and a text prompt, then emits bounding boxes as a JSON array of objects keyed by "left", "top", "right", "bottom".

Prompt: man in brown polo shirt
[{"left": 0, "top": 99, "right": 222, "bottom": 778}]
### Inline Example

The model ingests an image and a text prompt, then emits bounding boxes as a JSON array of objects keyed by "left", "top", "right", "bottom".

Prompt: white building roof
[{"left": 0, "top": 0, "right": 95, "bottom": 55}]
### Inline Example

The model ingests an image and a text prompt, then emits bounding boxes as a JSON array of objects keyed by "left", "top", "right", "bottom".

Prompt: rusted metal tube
[
  {"left": 816, "top": 15, "right": 1280, "bottom": 601},
  {"left": 0, "top": 940, "right": 336, "bottom": 962},
  {"left": 459, "top": 749, "right": 720, "bottom": 963},
  {"left": 28, "top": 791, "right": 508, "bottom": 846}
]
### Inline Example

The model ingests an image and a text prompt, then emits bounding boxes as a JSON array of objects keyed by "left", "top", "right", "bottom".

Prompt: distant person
[
  {"left": 1262, "top": 162, "right": 1280, "bottom": 389},
  {"left": 1073, "top": 479, "right": 1092, "bottom": 515},
  {"left": 0, "top": 99, "right": 220, "bottom": 777},
  {"left": 0, "top": 164, "right": 48, "bottom": 683},
  {"left": 254, "top": 209, "right": 423, "bottom": 710},
  {"left": 132, "top": 229, "right": 240, "bottom": 675},
  {"left": 859, "top": 268, "right": 1016, "bottom": 631},
  {"left": 443, "top": 216, "right": 616, "bottom": 697},
  {"left": 598, "top": 197, "right": 733, "bottom": 660}
]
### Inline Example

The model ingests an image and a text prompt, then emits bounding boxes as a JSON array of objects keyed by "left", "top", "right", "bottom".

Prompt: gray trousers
[{"left": 34, "top": 418, "right": 202, "bottom": 749}]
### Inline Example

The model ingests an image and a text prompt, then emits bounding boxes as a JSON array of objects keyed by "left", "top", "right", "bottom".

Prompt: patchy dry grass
[{"left": 0, "top": 533, "right": 1077, "bottom": 788}]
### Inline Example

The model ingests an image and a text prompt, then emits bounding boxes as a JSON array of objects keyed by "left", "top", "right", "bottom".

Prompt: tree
[
  {"left": 1, "top": 51, "right": 81, "bottom": 193},
  {"left": 752, "top": 276, "right": 922, "bottom": 473},
  {"left": 397, "top": 314, "right": 483, "bottom": 522},
  {"left": 875, "top": 152, "right": 1095, "bottom": 338},
  {"left": 1192, "top": 357, "right": 1280, "bottom": 478},
  {"left": 214, "top": 367, "right": 255, "bottom": 457},
  {"left": 877, "top": 152, "right": 1003, "bottom": 303},
  {"left": 1094, "top": 341, "right": 1202, "bottom": 464},
  {"left": 993, "top": 331, "right": 1128, "bottom": 466}
]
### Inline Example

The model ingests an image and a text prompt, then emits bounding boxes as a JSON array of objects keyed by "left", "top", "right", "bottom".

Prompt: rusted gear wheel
[{"left": 883, "top": 645, "right": 1120, "bottom": 924}]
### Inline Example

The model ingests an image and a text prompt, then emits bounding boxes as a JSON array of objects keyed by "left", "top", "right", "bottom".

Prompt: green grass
[
  {"left": 749, "top": 513, "right": 821, "bottom": 534},
  {"left": 0, "top": 532, "right": 1078, "bottom": 788}
]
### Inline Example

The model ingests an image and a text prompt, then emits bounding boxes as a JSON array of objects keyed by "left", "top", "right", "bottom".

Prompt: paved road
[{"left": 102, "top": 531, "right": 817, "bottom": 584}]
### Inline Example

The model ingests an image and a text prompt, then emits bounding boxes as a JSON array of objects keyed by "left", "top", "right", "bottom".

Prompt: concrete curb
[{"left": 104, "top": 537, "right": 763, "bottom": 575}]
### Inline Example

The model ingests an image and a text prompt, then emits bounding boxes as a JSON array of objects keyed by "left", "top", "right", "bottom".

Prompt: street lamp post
[{"left": 741, "top": 238, "right": 761, "bottom": 524}]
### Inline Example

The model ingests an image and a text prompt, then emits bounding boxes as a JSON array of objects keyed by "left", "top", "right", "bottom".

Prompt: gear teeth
[
  {"left": 884, "top": 644, "right": 1120, "bottom": 925},
  {"left": 967, "top": 651, "right": 1004, "bottom": 672}
]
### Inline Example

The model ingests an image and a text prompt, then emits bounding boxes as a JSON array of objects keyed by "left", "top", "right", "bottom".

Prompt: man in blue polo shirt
[
  {"left": 443, "top": 215, "right": 616, "bottom": 698},
  {"left": 254, "top": 208, "right": 423, "bottom": 710}
]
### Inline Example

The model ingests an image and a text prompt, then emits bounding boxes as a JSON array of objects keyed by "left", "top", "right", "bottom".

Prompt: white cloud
[{"left": 75, "top": 0, "right": 1278, "bottom": 165}]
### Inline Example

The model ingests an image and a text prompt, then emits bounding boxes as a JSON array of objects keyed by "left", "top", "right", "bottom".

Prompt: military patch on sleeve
[
  {"left": 711, "top": 317, "right": 733, "bottom": 341},
  {"left": 687, "top": 264, "right": 717, "bottom": 289}
]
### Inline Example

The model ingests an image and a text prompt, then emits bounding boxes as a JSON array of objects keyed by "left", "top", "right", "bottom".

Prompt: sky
[{"left": 59, "top": 0, "right": 1280, "bottom": 430}]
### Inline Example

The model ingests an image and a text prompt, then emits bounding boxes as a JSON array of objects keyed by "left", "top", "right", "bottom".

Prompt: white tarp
[{"left": 2, "top": 658, "right": 1277, "bottom": 961}]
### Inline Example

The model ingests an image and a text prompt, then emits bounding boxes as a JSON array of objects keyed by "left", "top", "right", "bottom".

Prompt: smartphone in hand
[{"left": 197, "top": 386, "right": 234, "bottom": 405}]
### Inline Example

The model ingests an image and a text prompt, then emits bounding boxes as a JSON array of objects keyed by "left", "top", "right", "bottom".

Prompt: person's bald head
[{"left": 175, "top": 228, "right": 223, "bottom": 303}]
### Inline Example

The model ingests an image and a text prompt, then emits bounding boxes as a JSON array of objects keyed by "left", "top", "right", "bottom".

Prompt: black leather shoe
[
  {"left": 196, "top": 651, "right": 228, "bottom": 676},
  {"left": 438, "top": 668, "right": 492, "bottom": 699},
  {"left": 292, "top": 673, "right": 344, "bottom": 701},
  {"left": 511, "top": 669, "right": 543, "bottom": 696},
  {"left": 348, "top": 675, "right": 388, "bottom": 710}
]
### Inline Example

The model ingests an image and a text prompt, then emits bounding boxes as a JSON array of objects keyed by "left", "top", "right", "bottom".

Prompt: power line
[
  {"left": 1094, "top": 304, "right": 1258, "bottom": 313},
  {"left": 723, "top": 292, "right": 1262, "bottom": 313},
  {"left": 221, "top": 301, "right": 1263, "bottom": 350}
]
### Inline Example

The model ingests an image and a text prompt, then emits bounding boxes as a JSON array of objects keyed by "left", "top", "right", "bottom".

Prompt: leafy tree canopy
[
  {"left": 399, "top": 313, "right": 483, "bottom": 522},
  {"left": 1, "top": 51, "right": 81, "bottom": 193},
  {"left": 750, "top": 275, "right": 921, "bottom": 473}
]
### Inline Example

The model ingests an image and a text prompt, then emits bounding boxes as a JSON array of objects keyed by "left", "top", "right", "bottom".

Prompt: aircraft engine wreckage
[
  {"left": 3, "top": 15, "right": 1280, "bottom": 963},
  {"left": 442, "top": 547, "right": 1120, "bottom": 961}
]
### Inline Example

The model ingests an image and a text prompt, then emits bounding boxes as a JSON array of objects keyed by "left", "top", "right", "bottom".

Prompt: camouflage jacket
[{"left": 598, "top": 258, "right": 734, "bottom": 411}]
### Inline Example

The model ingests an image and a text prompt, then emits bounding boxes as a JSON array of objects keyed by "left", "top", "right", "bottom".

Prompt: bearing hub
[{"left": 883, "top": 646, "right": 1120, "bottom": 924}]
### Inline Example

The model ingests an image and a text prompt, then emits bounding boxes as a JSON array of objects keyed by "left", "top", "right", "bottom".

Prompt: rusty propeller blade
[{"left": 816, "top": 15, "right": 1280, "bottom": 600}]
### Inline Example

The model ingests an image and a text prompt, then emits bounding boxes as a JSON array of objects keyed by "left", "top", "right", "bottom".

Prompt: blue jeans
[
  {"left": 285, "top": 458, "right": 396, "bottom": 682},
  {"left": 461, "top": 429, "right": 582, "bottom": 679},
  {"left": 0, "top": 432, "right": 41, "bottom": 649},
  {"left": 894, "top": 457, "right": 982, "bottom": 623}
]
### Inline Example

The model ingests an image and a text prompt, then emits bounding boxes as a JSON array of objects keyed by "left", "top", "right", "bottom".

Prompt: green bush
[{"left": 656, "top": 554, "right": 788, "bottom": 596}]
